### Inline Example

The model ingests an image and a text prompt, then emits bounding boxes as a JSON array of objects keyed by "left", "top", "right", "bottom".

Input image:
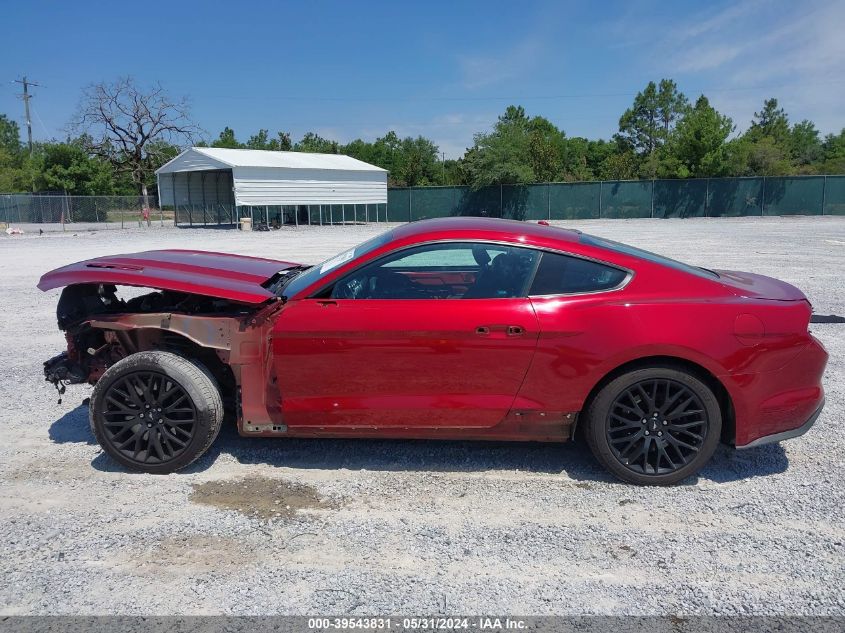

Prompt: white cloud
[{"left": 626, "top": 0, "right": 845, "bottom": 134}]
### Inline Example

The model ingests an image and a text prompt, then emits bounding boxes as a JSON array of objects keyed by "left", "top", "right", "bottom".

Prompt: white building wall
[{"left": 231, "top": 167, "right": 387, "bottom": 206}]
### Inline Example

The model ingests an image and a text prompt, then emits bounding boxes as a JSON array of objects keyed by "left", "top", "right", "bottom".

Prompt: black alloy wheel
[
  {"left": 90, "top": 351, "right": 224, "bottom": 474},
  {"left": 101, "top": 371, "right": 198, "bottom": 465},
  {"left": 584, "top": 366, "right": 722, "bottom": 485},
  {"left": 606, "top": 378, "right": 708, "bottom": 476}
]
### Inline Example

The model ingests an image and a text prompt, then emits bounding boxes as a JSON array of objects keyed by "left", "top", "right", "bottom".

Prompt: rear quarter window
[{"left": 529, "top": 251, "right": 628, "bottom": 295}]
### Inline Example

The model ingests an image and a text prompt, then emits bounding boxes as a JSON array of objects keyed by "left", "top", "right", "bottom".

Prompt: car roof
[{"left": 391, "top": 217, "right": 582, "bottom": 245}]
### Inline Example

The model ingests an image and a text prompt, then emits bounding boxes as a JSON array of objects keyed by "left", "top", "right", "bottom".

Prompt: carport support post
[
  {"left": 187, "top": 172, "right": 193, "bottom": 224},
  {"left": 547, "top": 183, "right": 551, "bottom": 220},
  {"left": 214, "top": 172, "right": 221, "bottom": 225},
  {"left": 319, "top": 205, "right": 323, "bottom": 226},
  {"left": 172, "top": 174, "right": 178, "bottom": 226},
  {"left": 365, "top": 203, "right": 369, "bottom": 224},
  {"left": 705, "top": 178, "right": 710, "bottom": 217},
  {"left": 342, "top": 204, "right": 346, "bottom": 225},
  {"left": 760, "top": 177, "right": 766, "bottom": 216},
  {"left": 201, "top": 173, "right": 207, "bottom": 225}
]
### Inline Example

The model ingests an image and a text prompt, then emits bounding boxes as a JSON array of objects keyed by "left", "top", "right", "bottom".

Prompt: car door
[{"left": 272, "top": 242, "right": 541, "bottom": 429}]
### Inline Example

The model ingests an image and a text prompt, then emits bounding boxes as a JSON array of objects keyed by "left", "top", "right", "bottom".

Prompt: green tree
[
  {"left": 746, "top": 98, "right": 790, "bottom": 145},
  {"left": 820, "top": 129, "right": 845, "bottom": 173},
  {"left": 295, "top": 132, "right": 339, "bottom": 153},
  {"left": 29, "top": 140, "right": 116, "bottom": 195},
  {"left": 789, "top": 120, "right": 822, "bottom": 169},
  {"left": 0, "top": 114, "right": 27, "bottom": 191},
  {"left": 599, "top": 149, "right": 638, "bottom": 180},
  {"left": 618, "top": 79, "right": 689, "bottom": 155},
  {"left": 0, "top": 114, "right": 22, "bottom": 156},
  {"left": 730, "top": 136, "right": 791, "bottom": 176},
  {"left": 211, "top": 127, "right": 243, "bottom": 148},
  {"left": 245, "top": 129, "right": 293, "bottom": 151},
  {"left": 462, "top": 105, "right": 565, "bottom": 188},
  {"left": 392, "top": 136, "right": 441, "bottom": 187},
  {"left": 669, "top": 95, "right": 734, "bottom": 177}
]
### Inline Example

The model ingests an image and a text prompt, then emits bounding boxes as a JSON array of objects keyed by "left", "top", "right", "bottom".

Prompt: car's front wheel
[
  {"left": 584, "top": 366, "right": 722, "bottom": 485},
  {"left": 89, "top": 351, "right": 223, "bottom": 474}
]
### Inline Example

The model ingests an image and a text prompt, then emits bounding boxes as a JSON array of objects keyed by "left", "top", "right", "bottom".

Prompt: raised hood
[
  {"left": 38, "top": 249, "right": 300, "bottom": 305},
  {"left": 715, "top": 269, "right": 807, "bottom": 302}
]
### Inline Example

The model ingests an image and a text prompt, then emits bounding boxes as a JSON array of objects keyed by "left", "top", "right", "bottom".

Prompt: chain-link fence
[{"left": 0, "top": 194, "right": 172, "bottom": 230}]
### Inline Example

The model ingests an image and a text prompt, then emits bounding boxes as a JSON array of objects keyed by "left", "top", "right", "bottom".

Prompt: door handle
[
  {"left": 475, "top": 326, "right": 490, "bottom": 335},
  {"left": 317, "top": 300, "right": 338, "bottom": 307},
  {"left": 507, "top": 325, "right": 525, "bottom": 336}
]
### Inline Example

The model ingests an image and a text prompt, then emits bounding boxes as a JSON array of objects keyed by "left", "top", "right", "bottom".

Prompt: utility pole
[{"left": 14, "top": 76, "right": 39, "bottom": 154}]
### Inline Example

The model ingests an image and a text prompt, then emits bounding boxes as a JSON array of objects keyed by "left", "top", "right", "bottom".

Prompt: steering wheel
[{"left": 331, "top": 275, "right": 364, "bottom": 299}]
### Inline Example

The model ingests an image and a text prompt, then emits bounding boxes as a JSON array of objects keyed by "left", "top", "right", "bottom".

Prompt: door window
[{"left": 331, "top": 242, "right": 539, "bottom": 299}]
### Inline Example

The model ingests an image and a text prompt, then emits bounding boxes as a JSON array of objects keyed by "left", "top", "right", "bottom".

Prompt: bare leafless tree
[{"left": 71, "top": 77, "right": 202, "bottom": 197}]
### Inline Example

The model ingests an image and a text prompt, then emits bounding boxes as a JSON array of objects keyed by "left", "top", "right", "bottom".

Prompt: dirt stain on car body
[{"left": 190, "top": 476, "right": 337, "bottom": 520}]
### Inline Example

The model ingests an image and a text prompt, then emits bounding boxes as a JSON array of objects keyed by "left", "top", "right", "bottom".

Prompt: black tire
[
  {"left": 89, "top": 351, "right": 224, "bottom": 474},
  {"left": 584, "top": 366, "right": 721, "bottom": 485}
]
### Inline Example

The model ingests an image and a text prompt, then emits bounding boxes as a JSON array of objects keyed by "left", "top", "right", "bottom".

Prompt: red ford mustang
[{"left": 39, "top": 218, "right": 827, "bottom": 484}]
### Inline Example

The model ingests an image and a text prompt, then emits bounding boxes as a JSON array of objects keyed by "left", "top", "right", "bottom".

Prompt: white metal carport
[{"left": 155, "top": 147, "right": 389, "bottom": 227}]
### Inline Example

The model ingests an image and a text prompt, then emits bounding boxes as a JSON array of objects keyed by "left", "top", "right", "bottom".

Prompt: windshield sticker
[{"left": 319, "top": 249, "right": 355, "bottom": 274}]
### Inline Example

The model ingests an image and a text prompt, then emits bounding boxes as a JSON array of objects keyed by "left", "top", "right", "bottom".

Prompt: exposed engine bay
[{"left": 43, "top": 283, "right": 259, "bottom": 403}]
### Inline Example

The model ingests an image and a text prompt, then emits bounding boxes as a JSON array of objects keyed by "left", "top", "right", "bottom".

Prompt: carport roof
[{"left": 156, "top": 147, "right": 388, "bottom": 174}]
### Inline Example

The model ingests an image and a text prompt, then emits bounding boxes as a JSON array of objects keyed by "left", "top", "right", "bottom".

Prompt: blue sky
[{"left": 1, "top": 0, "right": 843, "bottom": 157}]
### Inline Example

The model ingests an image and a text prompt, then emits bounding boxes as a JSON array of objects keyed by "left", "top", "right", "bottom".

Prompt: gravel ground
[{"left": 0, "top": 216, "right": 842, "bottom": 616}]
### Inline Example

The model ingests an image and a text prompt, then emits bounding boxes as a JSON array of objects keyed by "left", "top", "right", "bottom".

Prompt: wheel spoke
[
  {"left": 609, "top": 413, "right": 642, "bottom": 429},
  {"left": 657, "top": 442, "right": 677, "bottom": 470},
  {"left": 164, "top": 394, "right": 188, "bottom": 411},
  {"left": 162, "top": 427, "right": 188, "bottom": 448},
  {"left": 666, "top": 395, "right": 695, "bottom": 420},
  {"left": 635, "top": 384, "right": 655, "bottom": 411}
]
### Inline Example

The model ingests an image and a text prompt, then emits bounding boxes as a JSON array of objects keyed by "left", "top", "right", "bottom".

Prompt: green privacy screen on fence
[
  {"left": 381, "top": 175, "right": 845, "bottom": 222},
  {"left": 3, "top": 175, "right": 845, "bottom": 224}
]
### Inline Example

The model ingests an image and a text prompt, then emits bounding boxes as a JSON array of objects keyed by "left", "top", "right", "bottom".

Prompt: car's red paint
[
  {"left": 273, "top": 298, "right": 540, "bottom": 428},
  {"left": 39, "top": 217, "right": 827, "bottom": 450},
  {"left": 38, "top": 249, "right": 297, "bottom": 304}
]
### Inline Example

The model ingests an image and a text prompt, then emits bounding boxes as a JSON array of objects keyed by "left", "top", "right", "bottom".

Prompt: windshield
[
  {"left": 580, "top": 234, "right": 719, "bottom": 279},
  {"left": 279, "top": 229, "right": 396, "bottom": 299}
]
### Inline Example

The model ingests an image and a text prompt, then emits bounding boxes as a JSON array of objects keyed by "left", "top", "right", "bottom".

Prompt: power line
[{"left": 14, "top": 76, "right": 40, "bottom": 154}]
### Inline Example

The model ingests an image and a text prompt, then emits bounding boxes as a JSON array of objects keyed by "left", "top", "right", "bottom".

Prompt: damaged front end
[
  {"left": 43, "top": 350, "right": 86, "bottom": 403},
  {"left": 41, "top": 280, "right": 287, "bottom": 434},
  {"left": 43, "top": 284, "right": 130, "bottom": 401}
]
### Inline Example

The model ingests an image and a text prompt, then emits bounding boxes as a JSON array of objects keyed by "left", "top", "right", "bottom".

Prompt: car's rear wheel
[
  {"left": 89, "top": 351, "right": 223, "bottom": 474},
  {"left": 584, "top": 366, "right": 721, "bottom": 485}
]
